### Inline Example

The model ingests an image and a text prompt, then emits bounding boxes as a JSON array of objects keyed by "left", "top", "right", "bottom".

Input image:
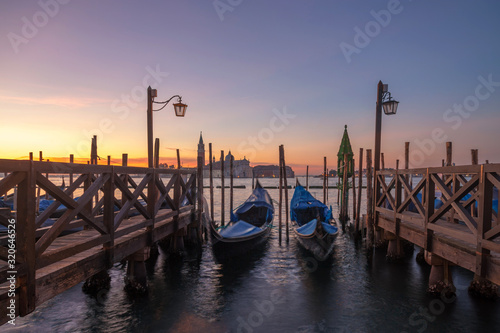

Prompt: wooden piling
[
  {"left": 251, "top": 169, "right": 255, "bottom": 190},
  {"left": 209, "top": 143, "right": 214, "bottom": 223},
  {"left": 230, "top": 154, "right": 234, "bottom": 218},
  {"left": 278, "top": 146, "right": 283, "bottom": 245},
  {"left": 281, "top": 145, "right": 290, "bottom": 242},
  {"left": 446, "top": 142, "right": 452, "bottom": 167},
  {"left": 352, "top": 158, "right": 356, "bottom": 231},
  {"left": 471, "top": 149, "right": 478, "bottom": 165},
  {"left": 69, "top": 154, "right": 74, "bottom": 198},
  {"left": 356, "top": 148, "right": 363, "bottom": 236},
  {"left": 323, "top": 157, "right": 327, "bottom": 204},
  {"left": 381, "top": 152, "right": 385, "bottom": 171},
  {"left": 366, "top": 149, "right": 374, "bottom": 249},
  {"left": 341, "top": 153, "right": 349, "bottom": 223},
  {"left": 177, "top": 149, "right": 181, "bottom": 169},
  {"left": 107, "top": 155, "right": 111, "bottom": 166},
  {"left": 306, "top": 165, "right": 309, "bottom": 191},
  {"left": 154, "top": 138, "right": 160, "bottom": 168},
  {"left": 220, "top": 150, "right": 225, "bottom": 227}
]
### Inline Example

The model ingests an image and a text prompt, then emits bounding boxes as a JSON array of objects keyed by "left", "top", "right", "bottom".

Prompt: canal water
[{"left": 5, "top": 177, "right": 500, "bottom": 332}]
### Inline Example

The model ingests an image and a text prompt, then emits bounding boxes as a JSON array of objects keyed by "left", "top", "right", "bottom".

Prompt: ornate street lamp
[
  {"left": 147, "top": 86, "right": 188, "bottom": 168},
  {"left": 374, "top": 81, "right": 398, "bottom": 173}
]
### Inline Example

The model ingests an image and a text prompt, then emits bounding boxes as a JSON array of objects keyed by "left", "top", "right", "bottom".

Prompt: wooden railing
[
  {"left": 0, "top": 159, "right": 197, "bottom": 316},
  {"left": 374, "top": 163, "right": 500, "bottom": 279}
]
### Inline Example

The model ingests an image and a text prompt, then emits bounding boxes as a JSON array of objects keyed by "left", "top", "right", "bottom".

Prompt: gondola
[
  {"left": 290, "top": 181, "right": 338, "bottom": 261},
  {"left": 208, "top": 180, "right": 274, "bottom": 260}
]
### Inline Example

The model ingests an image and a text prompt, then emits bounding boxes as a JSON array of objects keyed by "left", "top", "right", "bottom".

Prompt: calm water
[{"left": 4, "top": 177, "right": 500, "bottom": 332}]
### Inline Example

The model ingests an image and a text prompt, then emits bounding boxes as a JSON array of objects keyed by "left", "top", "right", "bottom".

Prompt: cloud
[{"left": 0, "top": 92, "right": 111, "bottom": 108}]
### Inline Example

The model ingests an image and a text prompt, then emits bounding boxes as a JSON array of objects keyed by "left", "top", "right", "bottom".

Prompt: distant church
[
  {"left": 199, "top": 133, "right": 252, "bottom": 178},
  {"left": 198, "top": 133, "right": 293, "bottom": 178}
]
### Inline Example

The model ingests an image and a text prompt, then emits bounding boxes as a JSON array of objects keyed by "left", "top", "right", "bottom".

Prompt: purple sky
[{"left": 1, "top": 0, "right": 499, "bottom": 173}]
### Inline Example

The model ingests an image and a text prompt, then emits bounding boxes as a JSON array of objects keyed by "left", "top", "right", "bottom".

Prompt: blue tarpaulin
[
  {"left": 290, "top": 185, "right": 332, "bottom": 226},
  {"left": 230, "top": 183, "right": 274, "bottom": 226},
  {"left": 296, "top": 219, "right": 338, "bottom": 236},
  {"left": 219, "top": 220, "right": 262, "bottom": 238}
]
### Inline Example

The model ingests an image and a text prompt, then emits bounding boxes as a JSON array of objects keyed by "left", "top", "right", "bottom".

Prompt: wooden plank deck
[
  {"left": 374, "top": 164, "right": 500, "bottom": 286},
  {"left": 0, "top": 206, "right": 194, "bottom": 325}
]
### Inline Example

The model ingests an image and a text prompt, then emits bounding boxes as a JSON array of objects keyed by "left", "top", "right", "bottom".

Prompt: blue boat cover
[
  {"left": 219, "top": 220, "right": 263, "bottom": 238},
  {"left": 230, "top": 184, "right": 274, "bottom": 224},
  {"left": 296, "top": 219, "right": 338, "bottom": 236},
  {"left": 290, "top": 185, "right": 332, "bottom": 226}
]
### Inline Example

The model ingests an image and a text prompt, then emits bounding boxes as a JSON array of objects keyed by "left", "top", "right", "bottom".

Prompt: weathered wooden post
[
  {"left": 306, "top": 165, "right": 309, "bottom": 191},
  {"left": 197, "top": 133, "right": 205, "bottom": 242},
  {"left": 355, "top": 148, "right": 364, "bottom": 237},
  {"left": 209, "top": 143, "right": 214, "bottom": 223},
  {"left": 69, "top": 154, "right": 74, "bottom": 199},
  {"left": 323, "top": 156, "right": 327, "bottom": 204},
  {"left": 352, "top": 158, "right": 356, "bottom": 232},
  {"left": 107, "top": 156, "right": 111, "bottom": 166},
  {"left": 220, "top": 150, "right": 225, "bottom": 227},
  {"left": 177, "top": 149, "right": 181, "bottom": 169},
  {"left": 278, "top": 146, "right": 283, "bottom": 245},
  {"left": 281, "top": 145, "right": 290, "bottom": 242},
  {"left": 230, "top": 154, "right": 234, "bottom": 220},
  {"left": 252, "top": 168, "right": 255, "bottom": 190},
  {"left": 16, "top": 158, "right": 36, "bottom": 316},
  {"left": 342, "top": 153, "right": 349, "bottom": 225},
  {"left": 366, "top": 149, "right": 374, "bottom": 250},
  {"left": 154, "top": 138, "right": 160, "bottom": 168}
]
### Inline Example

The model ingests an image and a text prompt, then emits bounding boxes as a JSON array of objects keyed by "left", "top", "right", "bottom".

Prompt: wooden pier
[
  {"left": 0, "top": 159, "right": 201, "bottom": 325},
  {"left": 374, "top": 163, "right": 500, "bottom": 289}
]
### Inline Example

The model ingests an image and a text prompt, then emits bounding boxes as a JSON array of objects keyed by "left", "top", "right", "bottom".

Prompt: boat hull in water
[{"left": 291, "top": 184, "right": 338, "bottom": 260}]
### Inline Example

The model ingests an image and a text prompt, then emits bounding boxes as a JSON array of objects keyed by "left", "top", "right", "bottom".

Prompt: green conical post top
[{"left": 337, "top": 125, "right": 354, "bottom": 178}]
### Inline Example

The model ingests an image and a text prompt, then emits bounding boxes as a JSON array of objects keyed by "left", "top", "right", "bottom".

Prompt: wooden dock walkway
[
  {"left": 0, "top": 159, "right": 202, "bottom": 325},
  {"left": 374, "top": 163, "right": 500, "bottom": 286}
]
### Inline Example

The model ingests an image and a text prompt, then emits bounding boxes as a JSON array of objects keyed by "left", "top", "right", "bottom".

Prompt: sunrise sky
[{"left": 1, "top": 0, "right": 499, "bottom": 174}]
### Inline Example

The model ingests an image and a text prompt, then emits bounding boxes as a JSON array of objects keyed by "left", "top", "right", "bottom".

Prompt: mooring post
[
  {"left": 197, "top": 133, "right": 205, "bottom": 242},
  {"left": 323, "top": 156, "right": 327, "bottom": 204},
  {"left": 282, "top": 145, "right": 290, "bottom": 242},
  {"left": 278, "top": 146, "right": 283, "bottom": 245},
  {"left": 252, "top": 168, "right": 255, "bottom": 190},
  {"left": 366, "top": 149, "right": 374, "bottom": 250},
  {"left": 341, "top": 153, "right": 349, "bottom": 225},
  {"left": 154, "top": 138, "right": 160, "bottom": 168},
  {"left": 69, "top": 154, "right": 74, "bottom": 199},
  {"left": 209, "top": 143, "right": 214, "bottom": 223},
  {"left": 230, "top": 154, "right": 234, "bottom": 218},
  {"left": 306, "top": 165, "right": 309, "bottom": 191},
  {"left": 220, "top": 150, "right": 225, "bottom": 227},
  {"left": 356, "top": 148, "right": 363, "bottom": 237},
  {"left": 352, "top": 158, "right": 356, "bottom": 232}
]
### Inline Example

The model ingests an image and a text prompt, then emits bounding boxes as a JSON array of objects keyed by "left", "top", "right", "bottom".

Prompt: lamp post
[
  {"left": 374, "top": 80, "right": 398, "bottom": 173},
  {"left": 147, "top": 86, "right": 187, "bottom": 168}
]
